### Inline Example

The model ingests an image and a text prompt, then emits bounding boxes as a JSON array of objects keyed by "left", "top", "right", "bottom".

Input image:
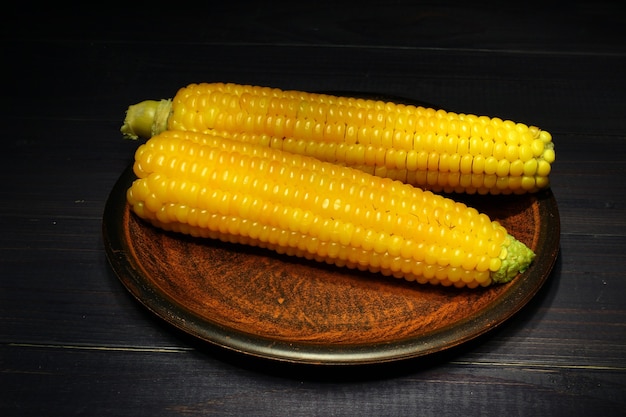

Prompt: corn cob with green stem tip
[
  {"left": 121, "top": 82, "right": 555, "bottom": 195},
  {"left": 126, "top": 130, "right": 535, "bottom": 288}
]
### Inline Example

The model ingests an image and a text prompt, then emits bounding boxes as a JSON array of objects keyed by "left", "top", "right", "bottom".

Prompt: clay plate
[{"left": 103, "top": 101, "right": 560, "bottom": 365}]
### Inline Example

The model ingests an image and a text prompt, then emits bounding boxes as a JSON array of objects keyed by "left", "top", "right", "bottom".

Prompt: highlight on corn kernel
[
  {"left": 121, "top": 82, "right": 555, "bottom": 195},
  {"left": 126, "top": 130, "right": 536, "bottom": 289}
]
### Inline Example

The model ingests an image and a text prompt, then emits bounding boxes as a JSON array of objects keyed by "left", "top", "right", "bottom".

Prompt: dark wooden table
[{"left": 2, "top": 2, "right": 625, "bottom": 416}]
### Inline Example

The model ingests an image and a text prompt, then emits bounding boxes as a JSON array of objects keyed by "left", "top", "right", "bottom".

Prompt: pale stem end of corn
[
  {"left": 491, "top": 234, "right": 535, "bottom": 284},
  {"left": 121, "top": 99, "right": 172, "bottom": 140}
]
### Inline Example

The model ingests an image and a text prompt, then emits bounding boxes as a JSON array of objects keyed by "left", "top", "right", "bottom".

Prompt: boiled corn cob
[
  {"left": 121, "top": 82, "right": 555, "bottom": 195},
  {"left": 126, "top": 130, "right": 535, "bottom": 288}
]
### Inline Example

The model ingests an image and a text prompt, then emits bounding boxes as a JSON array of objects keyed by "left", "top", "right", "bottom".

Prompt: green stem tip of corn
[
  {"left": 121, "top": 99, "right": 171, "bottom": 140},
  {"left": 492, "top": 234, "right": 535, "bottom": 284}
]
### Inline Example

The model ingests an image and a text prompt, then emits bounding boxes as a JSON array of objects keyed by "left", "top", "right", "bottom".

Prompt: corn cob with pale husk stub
[
  {"left": 126, "top": 129, "right": 535, "bottom": 288},
  {"left": 121, "top": 82, "right": 555, "bottom": 195}
]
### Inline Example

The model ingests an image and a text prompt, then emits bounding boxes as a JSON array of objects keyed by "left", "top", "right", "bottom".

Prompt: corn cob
[
  {"left": 126, "top": 130, "right": 535, "bottom": 288},
  {"left": 121, "top": 82, "right": 555, "bottom": 195}
]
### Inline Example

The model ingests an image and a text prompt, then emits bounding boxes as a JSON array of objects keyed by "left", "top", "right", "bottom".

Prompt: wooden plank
[
  {"left": 2, "top": 343, "right": 625, "bottom": 416},
  {"left": 5, "top": 2, "right": 626, "bottom": 55},
  {"left": 4, "top": 41, "right": 626, "bottom": 136}
]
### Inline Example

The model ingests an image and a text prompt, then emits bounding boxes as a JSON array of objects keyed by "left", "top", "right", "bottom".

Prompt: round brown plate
[
  {"left": 103, "top": 98, "right": 560, "bottom": 365},
  {"left": 104, "top": 165, "right": 559, "bottom": 365}
]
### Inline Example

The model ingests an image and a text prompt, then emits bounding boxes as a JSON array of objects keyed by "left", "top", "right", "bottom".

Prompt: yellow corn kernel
[
  {"left": 127, "top": 130, "right": 535, "bottom": 288},
  {"left": 121, "top": 82, "right": 555, "bottom": 195}
]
